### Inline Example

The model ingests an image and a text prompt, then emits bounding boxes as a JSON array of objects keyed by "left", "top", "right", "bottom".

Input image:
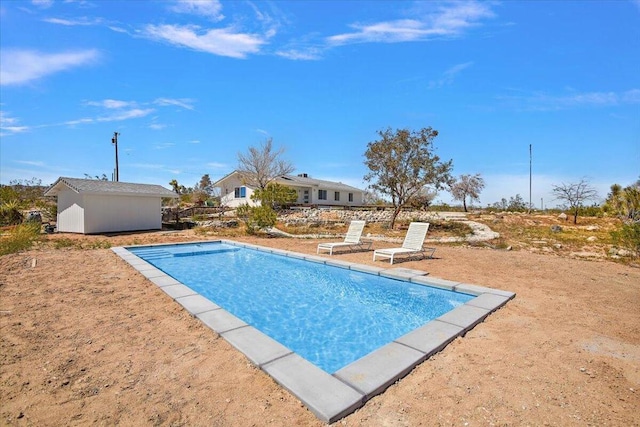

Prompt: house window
[
  {"left": 334, "top": 191, "right": 340, "bottom": 201},
  {"left": 234, "top": 187, "right": 246, "bottom": 198},
  {"left": 318, "top": 189, "right": 327, "bottom": 200},
  {"left": 348, "top": 193, "right": 354, "bottom": 202}
]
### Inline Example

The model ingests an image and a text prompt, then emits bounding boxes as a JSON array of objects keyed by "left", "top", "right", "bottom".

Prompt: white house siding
[
  {"left": 219, "top": 175, "right": 256, "bottom": 208},
  {"left": 215, "top": 171, "right": 365, "bottom": 208},
  {"left": 83, "top": 194, "right": 161, "bottom": 234},
  {"left": 57, "top": 190, "right": 85, "bottom": 233}
]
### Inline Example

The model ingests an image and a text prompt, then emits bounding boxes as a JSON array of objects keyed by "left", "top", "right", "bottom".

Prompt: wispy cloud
[
  {"left": 327, "top": 1, "right": 495, "bottom": 46},
  {"left": 0, "top": 111, "right": 30, "bottom": 136},
  {"left": 86, "top": 99, "right": 136, "bottom": 109},
  {"left": 207, "top": 162, "right": 228, "bottom": 169},
  {"left": 31, "top": 0, "right": 53, "bottom": 8},
  {"left": 154, "top": 142, "right": 176, "bottom": 150},
  {"left": 15, "top": 160, "right": 45, "bottom": 167},
  {"left": 170, "top": 0, "right": 224, "bottom": 22},
  {"left": 429, "top": 61, "right": 474, "bottom": 88},
  {"left": 499, "top": 88, "right": 640, "bottom": 111},
  {"left": 0, "top": 49, "right": 100, "bottom": 86},
  {"left": 98, "top": 108, "right": 155, "bottom": 122},
  {"left": 142, "top": 24, "right": 268, "bottom": 59},
  {"left": 43, "top": 16, "right": 102, "bottom": 26},
  {"left": 149, "top": 123, "right": 167, "bottom": 130},
  {"left": 154, "top": 97, "right": 195, "bottom": 110},
  {"left": 276, "top": 47, "right": 323, "bottom": 61}
]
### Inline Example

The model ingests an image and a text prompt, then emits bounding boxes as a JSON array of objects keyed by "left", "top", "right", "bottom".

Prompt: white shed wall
[
  {"left": 57, "top": 190, "right": 85, "bottom": 233},
  {"left": 83, "top": 194, "right": 162, "bottom": 234}
]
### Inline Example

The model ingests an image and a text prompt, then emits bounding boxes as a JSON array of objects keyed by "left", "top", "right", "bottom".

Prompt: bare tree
[
  {"left": 364, "top": 127, "right": 453, "bottom": 228},
  {"left": 449, "top": 173, "right": 485, "bottom": 212},
  {"left": 552, "top": 178, "right": 599, "bottom": 224},
  {"left": 237, "top": 138, "right": 294, "bottom": 191}
]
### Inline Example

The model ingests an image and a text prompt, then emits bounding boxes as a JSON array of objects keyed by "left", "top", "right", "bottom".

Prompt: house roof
[
  {"left": 44, "top": 177, "right": 178, "bottom": 198},
  {"left": 278, "top": 174, "right": 363, "bottom": 192},
  {"left": 213, "top": 170, "right": 363, "bottom": 192}
]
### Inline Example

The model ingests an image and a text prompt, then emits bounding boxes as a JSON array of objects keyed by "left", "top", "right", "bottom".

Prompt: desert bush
[
  {"left": 0, "top": 222, "right": 41, "bottom": 255},
  {"left": 611, "top": 222, "right": 640, "bottom": 258},
  {"left": 0, "top": 199, "right": 23, "bottom": 226},
  {"left": 237, "top": 204, "right": 277, "bottom": 234}
]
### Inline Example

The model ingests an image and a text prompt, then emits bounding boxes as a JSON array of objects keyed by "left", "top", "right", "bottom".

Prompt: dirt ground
[{"left": 1, "top": 230, "right": 639, "bottom": 426}]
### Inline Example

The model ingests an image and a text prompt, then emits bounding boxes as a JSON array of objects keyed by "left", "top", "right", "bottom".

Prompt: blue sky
[{"left": 1, "top": 0, "right": 638, "bottom": 207}]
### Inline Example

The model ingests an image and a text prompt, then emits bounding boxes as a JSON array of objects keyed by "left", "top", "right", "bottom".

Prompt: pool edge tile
[
  {"left": 196, "top": 309, "right": 248, "bottom": 334},
  {"left": 263, "top": 353, "right": 365, "bottom": 424},
  {"left": 436, "top": 304, "right": 490, "bottom": 333},
  {"left": 395, "top": 319, "right": 464, "bottom": 355},
  {"left": 175, "top": 294, "right": 220, "bottom": 315},
  {"left": 222, "top": 326, "right": 293, "bottom": 367},
  {"left": 334, "top": 341, "right": 425, "bottom": 398}
]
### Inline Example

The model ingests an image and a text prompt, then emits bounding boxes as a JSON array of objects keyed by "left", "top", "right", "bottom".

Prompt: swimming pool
[
  {"left": 114, "top": 240, "right": 514, "bottom": 423},
  {"left": 128, "top": 241, "right": 473, "bottom": 373}
]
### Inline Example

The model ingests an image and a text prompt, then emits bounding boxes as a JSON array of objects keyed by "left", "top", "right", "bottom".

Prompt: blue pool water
[{"left": 130, "top": 242, "right": 473, "bottom": 373}]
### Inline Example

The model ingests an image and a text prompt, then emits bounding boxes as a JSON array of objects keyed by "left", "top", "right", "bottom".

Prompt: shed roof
[{"left": 44, "top": 177, "right": 178, "bottom": 198}]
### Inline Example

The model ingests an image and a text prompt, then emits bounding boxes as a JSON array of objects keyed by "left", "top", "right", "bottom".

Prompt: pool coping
[{"left": 112, "top": 240, "right": 515, "bottom": 424}]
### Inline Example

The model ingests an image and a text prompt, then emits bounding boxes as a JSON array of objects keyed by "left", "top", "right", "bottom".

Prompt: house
[
  {"left": 44, "top": 177, "right": 177, "bottom": 234},
  {"left": 213, "top": 170, "right": 365, "bottom": 208}
]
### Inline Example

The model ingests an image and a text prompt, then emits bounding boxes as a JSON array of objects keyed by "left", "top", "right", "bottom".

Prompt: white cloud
[
  {"left": 276, "top": 48, "right": 322, "bottom": 61},
  {"left": 0, "top": 49, "right": 99, "bottom": 86},
  {"left": 31, "top": 0, "right": 53, "bottom": 8},
  {"left": 142, "top": 24, "right": 267, "bottom": 59},
  {"left": 154, "top": 97, "right": 195, "bottom": 110},
  {"left": 16, "top": 160, "right": 45, "bottom": 167},
  {"left": 327, "top": 1, "right": 495, "bottom": 46},
  {"left": 206, "top": 162, "right": 228, "bottom": 169},
  {"left": 0, "top": 111, "right": 30, "bottom": 136},
  {"left": 499, "top": 88, "right": 640, "bottom": 111},
  {"left": 86, "top": 99, "right": 135, "bottom": 109},
  {"left": 429, "top": 61, "right": 474, "bottom": 88},
  {"left": 149, "top": 123, "right": 167, "bottom": 130},
  {"left": 97, "top": 108, "right": 155, "bottom": 122},
  {"left": 43, "top": 16, "right": 102, "bottom": 26},
  {"left": 170, "top": 0, "right": 224, "bottom": 21},
  {"left": 155, "top": 142, "right": 176, "bottom": 149}
]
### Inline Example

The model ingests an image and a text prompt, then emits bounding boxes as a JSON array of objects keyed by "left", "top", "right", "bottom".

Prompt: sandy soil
[{"left": 1, "top": 231, "right": 639, "bottom": 426}]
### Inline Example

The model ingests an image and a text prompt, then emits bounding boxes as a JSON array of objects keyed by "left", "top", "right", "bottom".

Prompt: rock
[
  {"left": 553, "top": 243, "right": 563, "bottom": 249},
  {"left": 586, "top": 225, "right": 599, "bottom": 231},
  {"left": 586, "top": 236, "right": 598, "bottom": 242},
  {"left": 506, "top": 246, "right": 512, "bottom": 251},
  {"left": 617, "top": 249, "right": 632, "bottom": 257},
  {"left": 558, "top": 213, "right": 568, "bottom": 221},
  {"left": 550, "top": 225, "right": 562, "bottom": 232}
]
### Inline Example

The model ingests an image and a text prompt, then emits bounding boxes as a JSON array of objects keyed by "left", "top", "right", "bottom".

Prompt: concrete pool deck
[{"left": 112, "top": 240, "right": 515, "bottom": 424}]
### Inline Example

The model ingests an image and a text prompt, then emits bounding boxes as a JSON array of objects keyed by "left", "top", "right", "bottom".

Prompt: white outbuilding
[{"left": 44, "top": 177, "right": 177, "bottom": 234}]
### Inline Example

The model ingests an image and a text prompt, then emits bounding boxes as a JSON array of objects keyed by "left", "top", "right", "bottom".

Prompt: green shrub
[
  {"left": 53, "top": 238, "right": 76, "bottom": 249},
  {"left": 237, "top": 204, "right": 277, "bottom": 234},
  {"left": 0, "top": 199, "right": 23, "bottom": 226},
  {"left": 0, "top": 223, "right": 41, "bottom": 255},
  {"left": 611, "top": 222, "right": 640, "bottom": 258}
]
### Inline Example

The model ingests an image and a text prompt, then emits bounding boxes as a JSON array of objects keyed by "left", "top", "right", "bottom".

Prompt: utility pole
[
  {"left": 528, "top": 144, "right": 532, "bottom": 213},
  {"left": 112, "top": 132, "right": 119, "bottom": 182}
]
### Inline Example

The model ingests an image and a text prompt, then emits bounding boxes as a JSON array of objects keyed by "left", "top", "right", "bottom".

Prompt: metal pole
[
  {"left": 112, "top": 132, "right": 119, "bottom": 182},
  {"left": 529, "top": 144, "right": 532, "bottom": 213}
]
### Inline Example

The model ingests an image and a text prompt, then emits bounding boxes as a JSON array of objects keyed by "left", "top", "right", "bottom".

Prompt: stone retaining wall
[{"left": 277, "top": 208, "right": 444, "bottom": 225}]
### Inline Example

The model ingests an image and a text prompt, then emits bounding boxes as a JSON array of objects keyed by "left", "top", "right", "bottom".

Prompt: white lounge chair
[
  {"left": 317, "top": 220, "right": 371, "bottom": 255},
  {"left": 373, "top": 222, "right": 435, "bottom": 264}
]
